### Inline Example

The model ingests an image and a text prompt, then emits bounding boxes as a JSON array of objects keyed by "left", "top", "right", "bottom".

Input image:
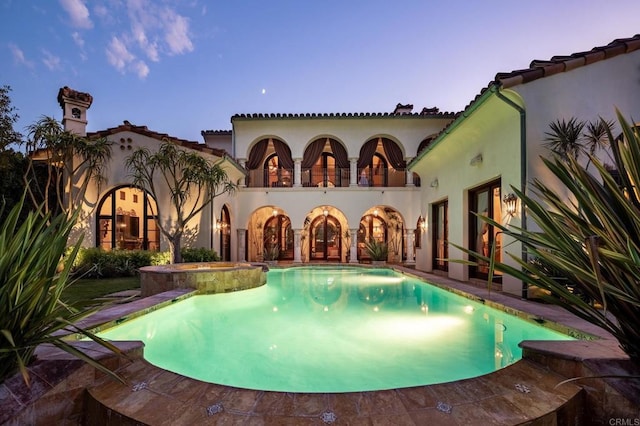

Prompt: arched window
[
  {"left": 302, "top": 138, "right": 349, "bottom": 187},
  {"left": 360, "top": 153, "right": 388, "bottom": 187},
  {"left": 246, "top": 138, "right": 293, "bottom": 187},
  {"left": 219, "top": 205, "right": 231, "bottom": 261},
  {"left": 263, "top": 154, "right": 292, "bottom": 187},
  {"left": 96, "top": 186, "right": 160, "bottom": 251}
]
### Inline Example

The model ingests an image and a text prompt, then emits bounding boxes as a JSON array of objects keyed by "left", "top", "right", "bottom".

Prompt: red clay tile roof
[
  {"left": 495, "top": 34, "right": 640, "bottom": 88},
  {"left": 231, "top": 109, "right": 457, "bottom": 121},
  {"left": 410, "top": 34, "right": 640, "bottom": 166},
  {"left": 88, "top": 121, "right": 228, "bottom": 157}
]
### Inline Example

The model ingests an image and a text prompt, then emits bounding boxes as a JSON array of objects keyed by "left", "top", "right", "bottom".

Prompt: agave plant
[
  {"left": 365, "top": 239, "right": 388, "bottom": 262},
  {"left": 471, "top": 111, "right": 640, "bottom": 362},
  {"left": 0, "top": 196, "right": 124, "bottom": 386}
]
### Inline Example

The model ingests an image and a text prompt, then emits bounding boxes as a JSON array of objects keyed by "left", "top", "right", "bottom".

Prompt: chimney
[
  {"left": 57, "top": 86, "right": 93, "bottom": 136},
  {"left": 393, "top": 103, "right": 413, "bottom": 115}
]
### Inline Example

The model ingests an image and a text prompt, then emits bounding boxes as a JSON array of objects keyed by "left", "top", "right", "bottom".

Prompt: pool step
[{"left": 84, "top": 358, "right": 584, "bottom": 425}]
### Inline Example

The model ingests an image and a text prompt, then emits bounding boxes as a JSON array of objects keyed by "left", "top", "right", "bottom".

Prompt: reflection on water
[{"left": 98, "top": 266, "right": 572, "bottom": 393}]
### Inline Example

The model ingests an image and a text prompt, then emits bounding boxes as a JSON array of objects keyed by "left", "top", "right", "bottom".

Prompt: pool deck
[{"left": 4, "top": 265, "right": 638, "bottom": 424}]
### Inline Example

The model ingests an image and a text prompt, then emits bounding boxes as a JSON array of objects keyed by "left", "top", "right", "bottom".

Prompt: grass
[{"left": 62, "top": 276, "right": 140, "bottom": 304}]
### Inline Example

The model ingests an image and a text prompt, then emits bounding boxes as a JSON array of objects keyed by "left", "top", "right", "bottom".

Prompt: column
[
  {"left": 349, "top": 228, "right": 359, "bottom": 263},
  {"left": 405, "top": 228, "right": 415, "bottom": 265},
  {"left": 405, "top": 166, "right": 415, "bottom": 187},
  {"left": 349, "top": 158, "right": 358, "bottom": 187},
  {"left": 293, "top": 158, "right": 302, "bottom": 187},
  {"left": 238, "top": 159, "right": 247, "bottom": 188},
  {"left": 293, "top": 228, "right": 302, "bottom": 263},
  {"left": 237, "top": 229, "right": 246, "bottom": 261}
]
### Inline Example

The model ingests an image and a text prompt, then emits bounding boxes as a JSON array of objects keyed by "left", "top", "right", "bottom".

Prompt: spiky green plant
[
  {"left": 365, "top": 239, "right": 388, "bottom": 261},
  {"left": 0, "top": 196, "right": 125, "bottom": 386},
  {"left": 470, "top": 111, "right": 640, "bottom": 362}
]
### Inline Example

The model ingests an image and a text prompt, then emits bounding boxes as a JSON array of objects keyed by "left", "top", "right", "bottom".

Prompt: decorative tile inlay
[
  {"left": 132, "top": 381, "right": 147, "bottom": 392},
  {"left": 206, "top": 403, "right": 224, "bottom": 416},
  {"left": 321, "top": 411, "right": 337, "bottom": 424},
  {"left": 436, "top": 401, "right": 452, "bottom": 414},
  {"left": 515, "top": 383, "right": 531, "bottom": 393}
]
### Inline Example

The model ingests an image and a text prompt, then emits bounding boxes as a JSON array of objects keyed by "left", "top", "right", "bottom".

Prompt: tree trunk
[{"left": 169, "top": 233, "right": 183, "bottom": 263}]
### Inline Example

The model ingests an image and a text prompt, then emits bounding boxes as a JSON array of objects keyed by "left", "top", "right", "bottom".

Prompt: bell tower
[{"left": 57, "top": 86, "right": 93, "bottom": 136}]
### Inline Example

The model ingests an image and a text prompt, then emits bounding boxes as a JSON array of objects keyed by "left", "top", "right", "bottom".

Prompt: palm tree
[{"left": 543, "top": 117, "right": 585, "bottom": 161}]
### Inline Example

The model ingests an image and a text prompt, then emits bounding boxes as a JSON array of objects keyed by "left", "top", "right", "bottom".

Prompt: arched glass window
[
  {"left": 264, "top": 154, "right": 292, "bottom": 188},
  {"left": 96, "top": 186, "right": 160, "bottom": 251},
  {"left": 219, "top": 205, "right": 231, "bottom": 261},
  {"left": 361, "top": 153, "right": 388, "bottom": 187},
  {"left": 310, "top": 153, "right": 339, "bottom": 187}
]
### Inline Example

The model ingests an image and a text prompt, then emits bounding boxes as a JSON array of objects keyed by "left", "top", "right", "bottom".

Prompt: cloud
[
  {"left": 106, "top": 36, "right": 134, "bottom": 72},
  {"left": 59, "top": 0, "right": 93, "bottom": 29},
  {"left": 161, "top": 8, "right": 193, "bottom": 55},
  {"left": 133, "top": 60, "right": 150, "bottom": 79},
  {"left": 71, "top": 31, "right": 84, "bottom": 48},
  {"left": 41, "top": 49, "right": 62, "bottom": 70},
  {"left": 105, "top": 36, "right": 149, "bottom": 79},
  {"left": 8, "top": 43, "right": 34, "bottom": 69},
  {"left": 101, "top": 0, "right": 195, "bottom": 77}
]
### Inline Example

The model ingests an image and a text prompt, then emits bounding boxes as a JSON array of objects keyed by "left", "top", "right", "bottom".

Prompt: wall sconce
[
  {"left": 469, "top": 153, "right": 483, "bottom": 166},
  {"left": 323, "top": 208, "right": 329, "bottom": 217},
  {"left": 430, "top": 179, "right": 439, "bottom": 188},
  {"left": 272, "top": 209, "right": 278, "bottom": 217},
  {"left": 419, "top": 218, "right": 427, "bottom": 232},
  {"left": 503, "top": 193, "right": 518, "bottom": 216},
  {"left": 214, "top": 221, "right": 222, "bottom": 232},
  {"left": 373, "top": 208, "right": 379, "bottom": 217}
]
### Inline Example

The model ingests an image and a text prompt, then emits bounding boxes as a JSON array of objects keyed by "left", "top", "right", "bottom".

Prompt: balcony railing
[{"left": 245, "top": 168, "right": 419, "bottom": 188}]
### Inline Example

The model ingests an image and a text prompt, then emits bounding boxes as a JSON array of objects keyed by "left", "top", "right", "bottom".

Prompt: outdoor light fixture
[
  {"left": 503, "top": 193, "right": 518, "bottom": 216},
  {"left": 373, "top": 208, "right": 379, "bottom": 217},
  {"left": 272, "top": 209, "right": 278, "bottom": 217},
  {"left": 469, "top": 153, "right": 483, "bottom": 166},
  {"left": 323, "top": 208, "right": 329, "bottom": 217},
  {"left": 419, "top": 218, "right": 427, "bottom": 232},
  {"left": 430, "top": 178, "right": 439, "bottom": 188},
  {"left": 214, "top": 221, "right": 222, "bottom": 231}
]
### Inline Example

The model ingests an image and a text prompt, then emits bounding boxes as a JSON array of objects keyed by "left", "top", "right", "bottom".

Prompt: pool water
[{"left": 97, "top": 267, "right": 573, "bottom": 392}]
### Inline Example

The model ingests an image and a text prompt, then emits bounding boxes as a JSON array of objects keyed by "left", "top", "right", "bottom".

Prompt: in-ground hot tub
[{"left": 139, "top": 262, "right": 267, "bottom": 297}]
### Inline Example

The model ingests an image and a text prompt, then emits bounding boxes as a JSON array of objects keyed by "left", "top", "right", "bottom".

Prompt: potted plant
[
  {"left": 263, "top": 244, "right": 280, "bottom": 265},
  {"left": 364, "top": 239, "right": 388, "bottom": 265}
]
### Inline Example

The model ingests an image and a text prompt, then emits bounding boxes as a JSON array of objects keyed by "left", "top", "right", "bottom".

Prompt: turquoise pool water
[{"left": 97, "top": 267, "right": 573, "bottom": 392}]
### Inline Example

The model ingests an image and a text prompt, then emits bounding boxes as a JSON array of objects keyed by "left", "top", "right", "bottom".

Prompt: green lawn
[{"left": 62, "top": 276, "right": 140, "bottom": 303}]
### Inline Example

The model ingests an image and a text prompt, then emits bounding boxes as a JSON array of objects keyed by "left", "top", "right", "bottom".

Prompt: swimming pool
[{"left": 97, "top": 266, "right": 573, "bottom": 392}]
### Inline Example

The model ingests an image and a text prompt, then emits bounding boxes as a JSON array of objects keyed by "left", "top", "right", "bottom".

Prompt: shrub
[
  {"left": 180, "top": 247, "right": 220, "bottom": 263},
  {"left": 364, "top": 239, "right": 388, "bottom": 261},
  {"left": 71, "top": 248, "right": 170, "bottom": 278},
  {"left": 0, "top": 197, "right": 124, "bottom": 385}
]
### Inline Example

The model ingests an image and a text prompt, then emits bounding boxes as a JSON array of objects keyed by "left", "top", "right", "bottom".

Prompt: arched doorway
[
  {"left": 96, "top": 185, "right": 160, "bottom": 251},
  {"left": 309, "top": 214, "right": 341, "bottom": 261},
  {"left": 357, "top": 214, "right": 387, "bottom": 261},
  {"left": 264, "top": 214, "right": 294, "bottom": 260},
  {"left": 218, "top": 205, "right": 231, "bottom": 261}
]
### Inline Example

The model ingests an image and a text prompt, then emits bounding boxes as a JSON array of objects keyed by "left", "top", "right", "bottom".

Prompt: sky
[{"left": 2, "top": 0, "right": 640, "bottom": 144}]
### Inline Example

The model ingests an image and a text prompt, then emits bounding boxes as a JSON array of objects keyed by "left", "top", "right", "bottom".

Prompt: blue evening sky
[{"left": 2, "top": 0, "right": 640, "bottom": 142}]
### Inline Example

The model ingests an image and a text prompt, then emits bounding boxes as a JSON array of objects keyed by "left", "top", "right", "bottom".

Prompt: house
[{"left": 59, "top": 34, "right": 640, "bottom": 297}]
